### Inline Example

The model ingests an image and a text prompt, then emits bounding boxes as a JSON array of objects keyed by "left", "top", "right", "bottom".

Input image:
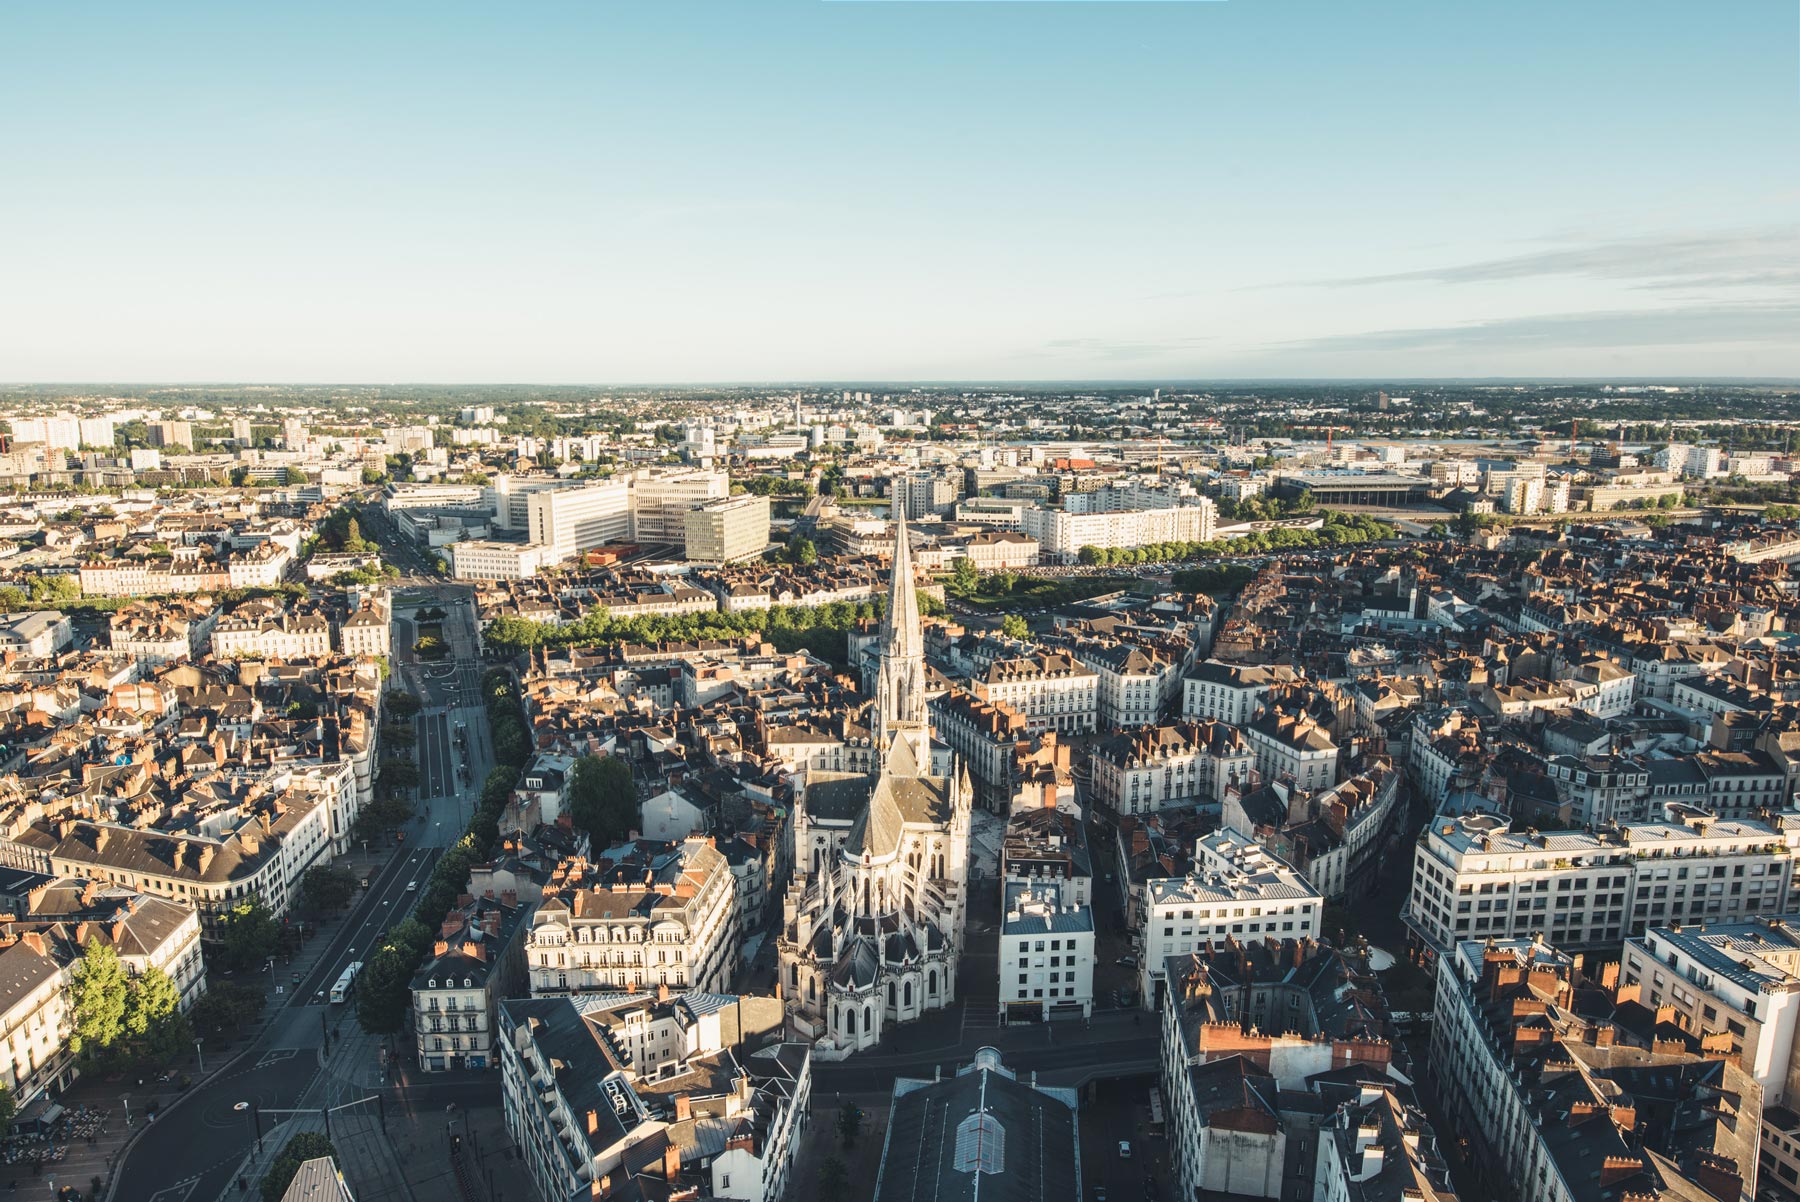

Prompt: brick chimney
[
  {"left": 590, "top": 1173, "right": 610, "bottom": 1198},
  {"left": 662, "top": 1140, "right": 681, "bottom": 1183},
  {"left": 674, "top": 1094, "right": 691, "bottom": 1121},
  {"left": 586, "top": 1109, "right": 599, "bottom": 1135},
  {"left": 20, "top": 932, "right": 45, "bottom": 956},
  {"left": 1691, "top": 1153, "right": 1744, "bottom": 1201},
  {"left": 657, "top": 983, "right": 670, "bottom": 1002},
  {"left": 1600, "top": 1155, "right": 1643, "bottom": 1187},
  {"left": 433, "top": 940, "right": 450, "bottom": 957},
  {"left": 462, "top": 940, "right": 485, "bottom": 962}
]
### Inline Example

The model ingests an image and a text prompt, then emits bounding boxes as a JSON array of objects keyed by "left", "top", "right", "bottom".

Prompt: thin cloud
[
  {"left": 1300, "top": 227, "right": 1800, "bottom": 292},
  {"left": 1277, "top": 302, "right": 1800, "bottom": 356},
  {"left": 1043, "top": 336, "right": 1212, "bottom": 362}
]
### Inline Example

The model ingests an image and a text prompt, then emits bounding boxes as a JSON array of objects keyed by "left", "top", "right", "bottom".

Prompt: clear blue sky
[{"left": 3, "top": 0, "right": 1797, "bottom": 382}]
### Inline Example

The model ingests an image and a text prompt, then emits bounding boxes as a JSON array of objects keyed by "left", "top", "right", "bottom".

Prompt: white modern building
[
  {"left": 448, "top": 539, "right": 553, "bottom": 580},
  {"left": 1021, "top": 499, "right": 1217, "bottom": 562},
  {"left": 527, "top": 479, "right": 632, "bottom": 564},
  {"left": 998, "top": 881, "right": 1094, "bottom": 1023},
  {"left": 1406, "top": 807, "right": 1800, "bottom": 957},
  {"left": 1138, "top": 833, "right": 1321, "bottom": 1006}
]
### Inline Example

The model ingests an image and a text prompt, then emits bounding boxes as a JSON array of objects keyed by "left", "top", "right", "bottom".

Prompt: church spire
[{"left": 874, "top": 505, "right": 929, "bottom": 762}]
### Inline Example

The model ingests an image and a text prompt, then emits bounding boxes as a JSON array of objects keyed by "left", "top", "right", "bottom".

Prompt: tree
[
  {"left": 125, "top": 966, "right": 189, "bottom": 1062},
  {"left": 786, "top": 534, "right": 818, "bottom": 566},
  {"left": 1000, "top": 614, "right": 1030, "bottom": 641},
  {"left": 378, "top": 759, "right": 421, "bottom": 794},
  {"left": 190, "top": 980, "right": 265, "bottom": 1037},
  {"left": 950, "top": 556, "right": 980, "bottom": 595},
  {"left": 302, "top": 866, "right": 357, "bottom": 913},
  {"left": 817, "top": 1156, "right": 850, "bottom": 1202},
  {"left": 220, "top": 897, "right": 282, "bottom": 971},
  {"left": 0, "top": 1084, "right": 14, "bottom": 1140},
  {"left": 70, "top": 939, "right": 129, "bottom": 1059},
  {"left": 570, "top": 755, "right": 637, "bottom": 848},
  {"left": 836, "top": 1103, "right": 865, "bottom": 1148},
  {"left": 383, "top": 690, "right": 423, "bottom": 720},
  {"left": 261, "top": 1133, "right": 339, "bottom": 1202}
]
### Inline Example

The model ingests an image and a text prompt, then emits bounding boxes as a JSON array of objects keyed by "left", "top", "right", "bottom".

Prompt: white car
[{"left": 1118, "top": 1141, "right": 1131, "bottom": 1159}]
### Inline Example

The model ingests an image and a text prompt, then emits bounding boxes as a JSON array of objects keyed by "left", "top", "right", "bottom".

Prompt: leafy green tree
[
  {"left": 570, "top": 755, "right": 637, "bottom": 849},
  {"left": 125, "top": 966, "right": 189, "bottom": 1061},
  {"left": 70, "top": 939, "right": 130, "bottom": 1059},
  {"left": 0, "top": 1083, "right": 15, "bottom": 1139},
  {"left": 1000, "top": 614, "right": 1030, "bottom": 640},
  {"left": 261, "top": 1133, "right": 339, "bottom": 1202},
  {"left": 220, "top": 897, "right": 282, "bottom": 971},
  {"left": 302, "top": 866, "right": 357, "bottom": 913},
  {"left": 950, "top": 556, "right": 980, "bottom": 595}
]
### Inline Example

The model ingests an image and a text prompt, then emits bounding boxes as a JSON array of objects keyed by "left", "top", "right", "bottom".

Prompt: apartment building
[
  {"left": 1090, "top": 720, "right": 1255, "bottom": 816},
  {"left": 498, "top": 989, "right": 801, "bottom": 1202},
  {"left": 1246, "top": 710, "right": 1339, "bottom": 791},
  {"left": 211, "top": 605, "right": 332, "bottom": 659},
  {"left": 1223, "top": 758, "right": 1403, "bottom": 903},
  {"left": 1021, "top": 499, "right": 1217, "bottom": 563},
  {"left": 1405, "top": 807, "right": 1800, "bottom": 957},
  {"left": 928, "top": 689, "right": 1028, "bottom": 810},
  {"left": 972, "top": 650, "right": 1098, "bottom": 736},
  {"left": 1181, "top": 659, "right": 1299, "bottom": 726},
  {"left": 998, "top": 881, "right": 1094, "bottom": 1023},
  {"left": 1159, "top": 941, "right": 1403, "bottom": 1202},
  {"left": 527, "top": 479, "right": 632, "bottom": 564},
  {"left": 8, "top": 781, "right": 335, "bottom": 940},
  {"left": 107, "top": 599, "right": 218, "bottom": 666},
  {"left": 1138, "top": 833, "right": 1322, "bottom": 1005},
  {"left": 337, "top": 602, "right": 390, "bottom": 657},
  {"left": 1620, "top": 920, "right": 1800, "bottom": 1108},
  {"left": 683, "top": 494, "right": 771, "bottom": 564},
  {"left": 523, "top": 837, "right": 739, "bottom": 998},
  {"left": 0, "top": 877, "right": 208, "bottom": 1106},
  {"left": 1071, "top": 638, "right": 1178, "bottom": 730},
  {"left": 1431, "top": 936, "right": 1761, "bottom": 1202},
  {"left": 411, "top": 893, "right": 526, "bottom": 1071}
]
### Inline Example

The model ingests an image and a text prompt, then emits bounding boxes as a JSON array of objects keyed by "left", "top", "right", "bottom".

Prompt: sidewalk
[{"left": 384, "top": 1100, "right": 514, "bottom": 1202}]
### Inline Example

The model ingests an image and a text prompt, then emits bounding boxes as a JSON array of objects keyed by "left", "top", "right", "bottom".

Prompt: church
[{"left": 778, "top": 511, "right": 971, "bottom": 1054}]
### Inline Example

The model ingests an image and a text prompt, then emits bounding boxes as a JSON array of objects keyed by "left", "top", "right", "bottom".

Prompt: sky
[{"left": 2, "top": 0, "right": 1797, "bottom": 383}]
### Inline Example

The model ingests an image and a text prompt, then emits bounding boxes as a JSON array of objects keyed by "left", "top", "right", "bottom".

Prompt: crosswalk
[{"left": 963, "top": 999, "right": 1003, "bottom": 1031}]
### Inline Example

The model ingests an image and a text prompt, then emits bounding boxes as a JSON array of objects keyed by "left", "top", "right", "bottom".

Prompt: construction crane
[{"left": 1296, "top": 425, "right": 1351, "bottom": 454}]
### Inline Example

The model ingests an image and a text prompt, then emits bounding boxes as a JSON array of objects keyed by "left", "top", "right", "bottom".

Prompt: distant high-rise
[{"left": 682, "top": 493, "right": 770, "bottom": 563}]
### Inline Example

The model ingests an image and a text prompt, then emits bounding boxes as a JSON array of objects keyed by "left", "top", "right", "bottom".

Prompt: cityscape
[{"left": 4, "top": 4, "right": 1800, "bottom": 1202}]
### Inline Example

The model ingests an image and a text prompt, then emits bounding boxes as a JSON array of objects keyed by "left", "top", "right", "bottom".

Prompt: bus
[{"left": 330, "top": 961, "right": 364, "bottom": 1004}]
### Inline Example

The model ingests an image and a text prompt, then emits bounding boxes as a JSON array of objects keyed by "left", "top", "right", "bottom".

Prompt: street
[{"left": 110, "top": 584, "right": 497, "bottom": 1202}]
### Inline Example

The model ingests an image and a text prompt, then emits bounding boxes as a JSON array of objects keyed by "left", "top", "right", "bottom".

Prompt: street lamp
[
  {"left": 235, "top": 1100, "right": 262, "bottom": 1152},
  {"left": 122, "top": 1094, "right": 131, "bottom": 1128},
  {"left": 194, "top": 1037, "right": 204, "bottom": 1074}
]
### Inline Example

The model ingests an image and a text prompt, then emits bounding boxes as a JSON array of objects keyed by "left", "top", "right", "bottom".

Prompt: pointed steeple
[
  {"left": 883, "top": 507, "right": 924, "bottom": 664},
  {"left": 874, "top": 506, "right": 928, "bottom": 762}
]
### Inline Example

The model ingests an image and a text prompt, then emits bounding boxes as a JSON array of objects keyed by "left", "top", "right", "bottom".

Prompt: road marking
[
  {"left": 256, "top": 1048, "right": 302, "bottom": 1068},
  {"left": 144, "top": 1178, "right": 199, "bottom": 1202}
]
